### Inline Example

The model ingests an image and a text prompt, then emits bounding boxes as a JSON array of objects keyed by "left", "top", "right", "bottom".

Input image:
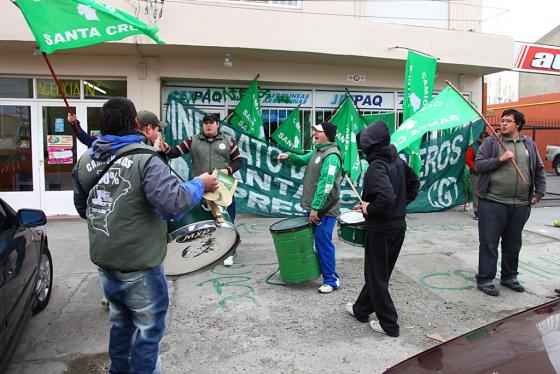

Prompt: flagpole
[
  {"left": 444, "top": 80, "right": 526, "bottom": 183},
  {"left": 41, "top": 53, "right": 73, "bottom": 115},
  {"left": 344, "top": 88, "right": 362, "bottom": 114},
  {"left": 224, "top": 73, "right": 260, "bottom": 124},
  {"left": 389, "top": 46, "right": 440, "bottom": 60},
  {"left": 344, "top": 174, "right": 363, "bottom": 204}
]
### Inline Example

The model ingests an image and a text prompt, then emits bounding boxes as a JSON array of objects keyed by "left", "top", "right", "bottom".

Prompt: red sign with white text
[{"left": 514, "top": 42, "right": 560, "bottom": 76}]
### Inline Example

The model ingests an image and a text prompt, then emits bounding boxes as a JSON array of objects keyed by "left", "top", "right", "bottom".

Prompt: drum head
[
  {"left": 164, "top": 220, "right": 240, "bottom": 276},
  {"left": 338, "top": 211, "right": 365, "bottom": 225},
  {"left": 269, "top": 216, "right": 310, "bottom": 233}
]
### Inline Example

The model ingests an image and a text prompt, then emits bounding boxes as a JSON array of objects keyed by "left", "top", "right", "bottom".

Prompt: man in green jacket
[{"left": 278, "top": 122, "right": 342, "bottom": 293}]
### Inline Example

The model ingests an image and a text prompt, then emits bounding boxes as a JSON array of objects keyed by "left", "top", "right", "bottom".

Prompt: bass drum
[{"left": 163, "top": 201, "right": 240, "bottom": 276}]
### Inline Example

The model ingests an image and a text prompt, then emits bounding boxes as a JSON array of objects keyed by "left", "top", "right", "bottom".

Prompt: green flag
[
  {"left": 403, "top": 50, "right": 437, "bottom": 121},
  {"left": 402, "top": 51, "right": 437, "bottom": 174},
  {"left": 391, "top": 87, "right": 480, "bottom": 153},
  {"left": 228, "top": 77, "right": 265, "bottom": 141},
  {"left": 271, "top": 106, "right": 303, "bottom": 153},
  {"left": 362, "top": 112, "right": 396, "bottom": 134},
  {"left": 15, "top": 0, "right": 164, "bottom": 54},
  {"left": 330, "top": 96, "right": 365, "bottom": 181}
]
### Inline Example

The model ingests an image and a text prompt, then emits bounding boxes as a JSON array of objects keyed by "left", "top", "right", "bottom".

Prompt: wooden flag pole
[
  {"left": 444, "top": 80, "right": 526, "bottom": 183},
  {"left": 344, "top": 174, "right": 363, "bottom": 204},
  {"left": 41, "top": 52, "right": 73, "bottom": 115}
]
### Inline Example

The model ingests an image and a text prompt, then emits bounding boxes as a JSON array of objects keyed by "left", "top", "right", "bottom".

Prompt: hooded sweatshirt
[{"left": 358, "top": 121, "right": 420, "bottom": 232}]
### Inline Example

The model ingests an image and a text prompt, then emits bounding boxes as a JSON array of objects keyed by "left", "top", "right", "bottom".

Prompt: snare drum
[
  {"left": 337, "top": 211, "right": 365, "bottom": 247},
  {"left": 269, "top": 217, "right": 321, "bottom": 284},
  {"left": 164, "top": 201, "right": 240, "bottom": 275}
]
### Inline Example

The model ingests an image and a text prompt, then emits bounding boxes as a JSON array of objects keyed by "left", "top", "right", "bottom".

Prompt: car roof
[{"left": 386, "top": 298, "right": 560, "bottom": 373}]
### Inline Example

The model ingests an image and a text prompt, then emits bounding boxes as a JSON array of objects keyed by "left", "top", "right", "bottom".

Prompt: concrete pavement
[{"left": 7, "top": 206, "right": 560, "bottom": 373}]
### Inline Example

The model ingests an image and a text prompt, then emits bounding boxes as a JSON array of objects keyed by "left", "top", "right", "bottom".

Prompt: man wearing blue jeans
[
  {"left": 73, "top": 97, "right": 218, "bottom": 373},
  {"left": 278, "top": 122, "right": 342, "bottom": 293}
]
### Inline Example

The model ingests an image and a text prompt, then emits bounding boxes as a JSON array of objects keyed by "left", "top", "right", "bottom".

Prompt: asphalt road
[{"left": 7, "top": 206, "right": 560, "bottom": 374}]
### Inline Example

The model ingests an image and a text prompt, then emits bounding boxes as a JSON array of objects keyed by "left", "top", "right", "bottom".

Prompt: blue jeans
[
  {"left": 98, "top": 265, "right": 168, "bottom": 374},
  {"left": 313, "top": 215, "right": 340, "bottom": 288}
]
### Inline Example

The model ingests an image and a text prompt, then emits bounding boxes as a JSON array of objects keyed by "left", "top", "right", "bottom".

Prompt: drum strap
[{"left": 78, "top": 149, "right": 162, "bottom": 194}]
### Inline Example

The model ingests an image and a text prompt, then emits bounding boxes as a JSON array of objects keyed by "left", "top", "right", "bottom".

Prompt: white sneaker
[
  {"left": 369, "top": 320, "right": 399, "bottom": 337},
  {"left": 345, "top": 303, "right": 355, "bottom": 316},
  {"left": 223, "top": 255, "right": 234, "bottom": 266},
  {"left": 101, "top": 296, "right": 109, "bottom": 310},
  {"left": 318, "top": 284, "right": 335, "bottom": 293},
  {"left": 369, "top": 320, "right": 386, "bottom": 335}
]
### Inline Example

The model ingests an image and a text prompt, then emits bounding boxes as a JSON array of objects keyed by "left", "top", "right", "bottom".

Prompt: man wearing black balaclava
[{"left": 345, "top": 120, "right": 419, "bottom": 337}]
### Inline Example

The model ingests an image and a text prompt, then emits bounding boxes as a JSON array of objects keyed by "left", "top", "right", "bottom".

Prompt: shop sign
[
  {"left": 315, "top": 90, "right": 395, "bottom": 110},
  {"left": 260, "top": 90, "right": 312, "bottom": 108},
  {"left": 514, "top": 42, "right": 560, "bottom": 76},
  {"left": 165, "top": 87, "right": 312, "bottom": 108},
  {"left": 37, "top": 79, "right": 80, "bottom": 99}
]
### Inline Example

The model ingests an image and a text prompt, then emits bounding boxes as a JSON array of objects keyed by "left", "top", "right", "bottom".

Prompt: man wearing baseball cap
[
  {"left": 278, "top": 121, "right": 342, "bottom": 293},
  {"left": 163, "top": 113, "right": 243, "bottom": 266},
  {"left": 137, "top": 110, "right": 166, "bottom": 148},
  {"left": 68, "top": 110, "right": 165, "bottom": 151}
]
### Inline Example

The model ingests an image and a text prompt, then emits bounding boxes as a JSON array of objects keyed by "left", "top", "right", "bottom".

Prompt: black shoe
[
  {"left": 555, "top": 288, "right": 560, "bottom": 296},
  {"left": 478, "top": 284, "right": 500, "bottom": 296},
  {"left": 500, "top": 280, "right": 525, "bottom": 292}
]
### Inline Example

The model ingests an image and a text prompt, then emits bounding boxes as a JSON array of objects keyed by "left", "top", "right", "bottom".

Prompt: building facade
[{"left": 0, "top": 0, "right": 513, "bottom": 215}]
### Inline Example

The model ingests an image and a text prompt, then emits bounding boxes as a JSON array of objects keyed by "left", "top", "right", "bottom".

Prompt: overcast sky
[
  {"left": 481, "top": 0, "right": 560, "bottom": 42},
  {"left": 480, "top": 1, "right": 560, "bottom": 103}
]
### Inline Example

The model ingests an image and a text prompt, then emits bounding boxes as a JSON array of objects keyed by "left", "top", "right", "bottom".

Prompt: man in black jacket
[{"left": 346, "top": 121, "right": 419, "bottom": 337}]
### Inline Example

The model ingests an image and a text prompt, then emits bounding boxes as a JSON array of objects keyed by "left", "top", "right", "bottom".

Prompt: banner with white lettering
[{"left": 165, "top": 91, "right": 480, "bottom": 216}]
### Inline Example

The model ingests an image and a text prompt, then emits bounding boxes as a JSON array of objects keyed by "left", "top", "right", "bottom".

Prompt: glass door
[
  {"left": 0, "top": 102, "right": 40, "bottom": 210},
  {"left": 38, "top": 103, "right": 85, "bottom": 215}
]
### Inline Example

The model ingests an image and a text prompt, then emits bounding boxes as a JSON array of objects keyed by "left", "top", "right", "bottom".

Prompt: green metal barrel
[{"left": 269, "top": 217, "right": 321, "bottom": 284}]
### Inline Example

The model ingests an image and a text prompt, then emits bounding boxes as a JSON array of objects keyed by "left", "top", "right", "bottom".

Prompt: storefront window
[
  {"left": 0, "top": 105, "right": 33, "bottom": 191},
  {"left": 42, "top": 106, "right": 77, "bottom": 191},
  {"left": 87, "top": 107, "right": 102, "bottom": 138},
  {"left": 0, "top": 78, "right": 33, "bottom": 98},
  {"left": 37, "top": 79, "right": 81, "bottom": 99},
  {"left": 83, "top": 80, "right": 127, "bottom": 99}
]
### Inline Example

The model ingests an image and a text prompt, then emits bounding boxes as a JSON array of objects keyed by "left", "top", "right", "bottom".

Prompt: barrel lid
[{"left": 270, "top": 217, "right": 310, "bottom": 233}]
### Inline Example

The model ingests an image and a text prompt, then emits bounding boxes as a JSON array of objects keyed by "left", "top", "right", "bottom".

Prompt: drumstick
[
  {"left": 207, "top": 200, "right": 224, "bottom": 225},
  {"left": 344, "top": 174, "right": 363, "bottom": 204}
]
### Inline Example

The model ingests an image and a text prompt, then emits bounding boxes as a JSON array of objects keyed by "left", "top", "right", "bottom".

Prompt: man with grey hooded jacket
[{"left": 72, "top": 97, "right": 218, "bottom": 374}]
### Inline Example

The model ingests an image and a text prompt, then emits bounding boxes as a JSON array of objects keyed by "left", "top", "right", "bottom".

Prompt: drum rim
[
  {"left": 165, "top": 220, "right": 241, "bottom": 276},
  {"left": 168, "top": 219, "right": 235, "bottom": 240},
  {"left": 337, "top": 211, "right": 365, "bottom": 227},
  {"left": 269, "top": 216, "right": 311, "bottom": 233}
]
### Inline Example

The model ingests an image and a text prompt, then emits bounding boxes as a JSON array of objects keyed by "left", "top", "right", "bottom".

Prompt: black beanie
[{"left": 314, "top": 121, "right": 337, "bottom": 142}]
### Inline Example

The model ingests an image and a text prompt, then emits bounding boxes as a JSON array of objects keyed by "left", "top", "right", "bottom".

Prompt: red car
[{"left": 386, "top": 298, "right": 560, "bottom": 373}]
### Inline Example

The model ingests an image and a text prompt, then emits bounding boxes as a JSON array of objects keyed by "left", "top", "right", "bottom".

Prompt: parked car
[
  {"left": 0, "top": 198, "right": 53, "bottom": 372},
  {"left": 545, "top": 144, "right": 560, "bottom": 175},
  {"left": 385, "top": 298, "right": 560, "bottom": 373}
]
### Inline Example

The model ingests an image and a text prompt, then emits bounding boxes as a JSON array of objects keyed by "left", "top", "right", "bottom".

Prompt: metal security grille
[{"left": 524, "top": 126, "right": 560, "bottom": 203}]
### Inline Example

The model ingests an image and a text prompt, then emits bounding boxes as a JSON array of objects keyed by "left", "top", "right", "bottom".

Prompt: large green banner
[{"left": 165, "top": 92, "right": 479, "bottom": 216}]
